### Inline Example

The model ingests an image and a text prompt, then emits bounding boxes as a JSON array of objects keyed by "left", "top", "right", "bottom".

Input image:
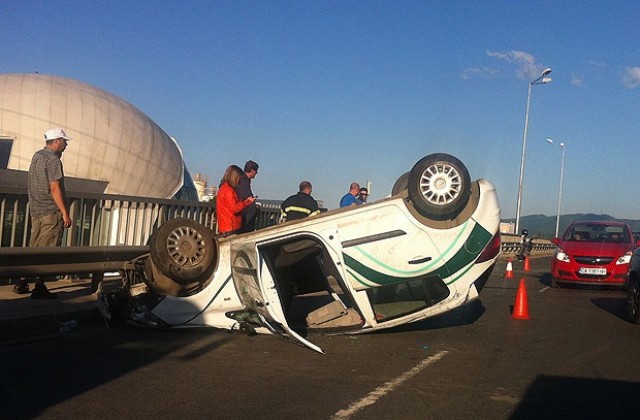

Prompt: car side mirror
[{"left": 551, "top": 238, "right": 560, "bottom": 245}]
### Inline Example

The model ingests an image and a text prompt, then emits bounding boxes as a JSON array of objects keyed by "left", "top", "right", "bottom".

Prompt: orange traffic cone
[
  {"left": 505, "top": 258, "right": 514, "bottom": 278},
  {"left": 512, "top": 278, "right": 530, "bottom": 320},
  {"left": 523, "top": 255, "right": 530, "bottom": 272}
]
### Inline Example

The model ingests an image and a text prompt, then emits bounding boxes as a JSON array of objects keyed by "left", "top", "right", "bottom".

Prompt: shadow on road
[
  {"left": 1, "top": 326, "right": 235, "bottom": 419},
  {"left": 591, "top": 295, "right": 628, "bottom": 321},
  {"left": 374, "top": 299, "right": 486, "bottom": 334},
  {"left": 510, "top": 375, "right": 640, "bottom": 419},
  {"left": 539, "top": 272, "right": 553, "bottom": 287}
]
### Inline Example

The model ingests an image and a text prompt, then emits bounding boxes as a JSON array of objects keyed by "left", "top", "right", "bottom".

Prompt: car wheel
[
  {"left": 408, "top": 153, "right": 471, "bottom": 221},
  {"left": 149, "top": 218, "right": 217, "bottom": 285},
  {"left": 391, "top": 171, "right": 409, "bottom": 196},
  {"left": 627, "top": 278, "right": 640, "bottom": 324}
]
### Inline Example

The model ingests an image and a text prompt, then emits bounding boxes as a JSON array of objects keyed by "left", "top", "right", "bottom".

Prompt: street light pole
[
  {"left": 515, "top": 68, "right": 552, "bottom": 234},
  {"left": 546, "top": 138, "right": 566, "bottom": 238}
]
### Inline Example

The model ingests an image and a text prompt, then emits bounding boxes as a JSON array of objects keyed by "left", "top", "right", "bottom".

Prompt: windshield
[{"left": 563, "top": 224, "right": 630, "bottom": 243}]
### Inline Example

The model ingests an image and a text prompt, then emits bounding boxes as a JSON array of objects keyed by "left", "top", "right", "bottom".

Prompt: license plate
[{"left": 579, "top": 267, "right": 607, "bottom": 275}]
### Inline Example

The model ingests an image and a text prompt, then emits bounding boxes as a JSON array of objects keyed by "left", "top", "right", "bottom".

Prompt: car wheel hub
[
  {"left": 419, "top": 163, "right": 461, "bottom": 205},
  {"left": 166, "top": 226, "right": 206, "bottom": 267}
]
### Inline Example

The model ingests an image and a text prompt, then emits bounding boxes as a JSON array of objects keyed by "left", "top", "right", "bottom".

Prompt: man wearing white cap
[{"left": 19, "top": 128, "right": 73, "bottom": 298}]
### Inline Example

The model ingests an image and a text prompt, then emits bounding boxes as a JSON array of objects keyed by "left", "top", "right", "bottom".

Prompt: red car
[{"left": 550, "top": 221, "right": 639, "bottom": 288}]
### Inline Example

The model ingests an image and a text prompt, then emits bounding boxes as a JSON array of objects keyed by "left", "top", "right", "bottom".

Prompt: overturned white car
[{"left": 99, "top": 153, "right": 501, "bottom": 353}]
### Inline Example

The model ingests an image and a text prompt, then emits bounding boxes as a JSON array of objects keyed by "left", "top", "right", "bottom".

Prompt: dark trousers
[{"left": 239, "top": 204, "right": 258, "bottom": 233}]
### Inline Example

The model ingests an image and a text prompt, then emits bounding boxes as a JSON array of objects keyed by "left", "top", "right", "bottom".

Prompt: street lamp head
[
  {"left": 546, "top": 138, "right": 554, "bottom": 144},
  {"left": 542, "top": 68, "right": 552, "bottom": 76},
  {"left": 541, "top": 77, "right": 552, "bottom": 84},
  {"left": 560, "top": 142, "right": 565, "bottom": 147}
]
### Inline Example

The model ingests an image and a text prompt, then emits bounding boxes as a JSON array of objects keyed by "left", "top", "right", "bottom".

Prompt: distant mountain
[{"left": 503, "top": 214, "right": 640, "bottom": 239}]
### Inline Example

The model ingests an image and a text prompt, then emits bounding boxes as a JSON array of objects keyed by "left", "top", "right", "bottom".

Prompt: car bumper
[{"left": 551, "top": 263, "right": 629, "bottom": 286}]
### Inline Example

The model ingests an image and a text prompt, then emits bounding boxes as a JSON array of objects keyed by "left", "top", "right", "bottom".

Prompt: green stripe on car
[{"left": 343, "top": 223, "right": 492, "bottom": 286}]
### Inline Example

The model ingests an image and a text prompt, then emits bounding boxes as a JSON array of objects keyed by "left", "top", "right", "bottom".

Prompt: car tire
[
  {"left": 627, "top": 277, "right": 640, "bottom": 324},
  {"left": 149, "top": 218, "right": 217, "bottom": 285},
  {"left": 391, "top": 171, "right": 409, "bottom": 196},
  {"left": 408, "top": 153, "right": 471, "bottom": 221}
]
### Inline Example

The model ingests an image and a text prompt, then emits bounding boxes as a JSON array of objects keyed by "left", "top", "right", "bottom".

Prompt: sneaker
[{"left": 30, "top": 284, "right": 58, "bottom": 300}]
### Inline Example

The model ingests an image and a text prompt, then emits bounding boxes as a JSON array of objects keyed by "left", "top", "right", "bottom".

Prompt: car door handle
[{"left": 409, "top": 256, "right": 432, "bottom": 264}]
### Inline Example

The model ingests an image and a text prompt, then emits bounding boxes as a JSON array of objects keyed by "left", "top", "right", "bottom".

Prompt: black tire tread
[
  {"left": 407, "top": 153, "right": 471, "bottom": 221},
  {"left": 149, "top": 218, "right": 217, "bottom": 285}
]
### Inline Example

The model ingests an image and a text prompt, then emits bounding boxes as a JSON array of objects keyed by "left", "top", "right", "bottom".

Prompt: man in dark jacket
[
  {"left": 281, "top": 181, "right": 320, "bottom": 221},
  {"left": 235, "top": 160, "right": 259, "bottom": 233}
]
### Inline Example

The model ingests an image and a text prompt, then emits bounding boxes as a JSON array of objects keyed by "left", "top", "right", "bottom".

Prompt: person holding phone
[{"left": 217, "top": 165, "right": 256, "bottom": 236}]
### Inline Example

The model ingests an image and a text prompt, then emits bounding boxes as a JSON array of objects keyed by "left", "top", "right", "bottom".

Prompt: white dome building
[{"left": 0, "top": 73, "right": 197, "bottom": 200}]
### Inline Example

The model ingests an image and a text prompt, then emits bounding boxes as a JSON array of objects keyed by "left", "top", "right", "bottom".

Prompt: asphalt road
[{"left": 2, "top": 257, "right": 639, "bottom": 420}]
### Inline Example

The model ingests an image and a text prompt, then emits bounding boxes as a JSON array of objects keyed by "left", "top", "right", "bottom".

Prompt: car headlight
[
  {"left": 617, "top": 250, "right": 633, "bottom": 265},
  {"left": 555, "top": 247, "right": 570, "bottom": 263}
]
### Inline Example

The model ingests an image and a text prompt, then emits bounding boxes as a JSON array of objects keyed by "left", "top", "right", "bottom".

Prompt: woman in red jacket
[{"left": 216, "top": 165, "right": 256, "bottom": 236}]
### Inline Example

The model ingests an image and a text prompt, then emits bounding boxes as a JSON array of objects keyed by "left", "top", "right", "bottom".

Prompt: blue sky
[{"left": 3, "top": 1, "right": 639, "bottom": 218}]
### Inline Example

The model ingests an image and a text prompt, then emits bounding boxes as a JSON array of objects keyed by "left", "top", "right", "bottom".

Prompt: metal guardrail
[
  {"left": 0, "top": 188, "right": 286, "bottom": 248},
  {"left": 0, "top": 246, "right": 149, "bottom": 277},
  {"left": 1, "top": 186, "right": 217, "bottom": 248},
  {"left": 0, "top": 188, "right": 283, "bottom": 282},
  {"left": 500, "top": 233, "right": 556, "bottom": 258},
  {"left": 0, "top": 246, "right": 150, "bottom": 290}
]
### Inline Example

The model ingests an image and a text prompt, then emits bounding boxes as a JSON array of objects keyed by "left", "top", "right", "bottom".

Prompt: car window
[
  {"left": 565, "top": 224, "right": 631, "bottom": 243},
  {"left": 568, "top": 230, "right": 590, "bottom": 241},
  {"left": 365, "top": 275, "right": 449, "bottom": 322},
  {"left": 607, "top": 231, "right": 629, "bottom": 243}
]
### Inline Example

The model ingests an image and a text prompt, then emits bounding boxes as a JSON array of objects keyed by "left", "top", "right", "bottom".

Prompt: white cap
[{"left": 44, "top": 127, "right": 72, "bottom": 141}]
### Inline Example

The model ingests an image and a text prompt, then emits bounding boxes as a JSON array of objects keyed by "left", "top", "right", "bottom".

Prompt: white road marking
[{"left": 331, "top": 350, "right": 449, "bottom": 419}]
